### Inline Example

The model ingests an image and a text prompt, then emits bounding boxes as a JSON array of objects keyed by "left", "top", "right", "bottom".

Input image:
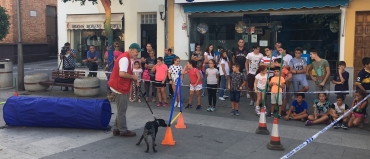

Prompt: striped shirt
[
  {"left": 261, "top": 56, "right": 276, "bottom": 77},
  {"left": 164, "top": 54, "right": 176, "bottom": 68}
]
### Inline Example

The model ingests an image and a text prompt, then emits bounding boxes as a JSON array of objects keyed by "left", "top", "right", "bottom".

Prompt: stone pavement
[{"left": 0, "top": 60, "right": 370, "bottom": 159}]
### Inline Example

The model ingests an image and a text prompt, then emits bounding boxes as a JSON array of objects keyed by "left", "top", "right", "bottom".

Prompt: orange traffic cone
[
  {"left": 255, "top": 107, "right": 269, "bottom": 135},
  {"left": 175, "top": 113, "right": 186, "bottom": 129},
  {"left": 267, "top": 118, "right": 284, "bottom": 150},
  {"left": 161, "top": 127, "right": 176, "bottom": 146}
]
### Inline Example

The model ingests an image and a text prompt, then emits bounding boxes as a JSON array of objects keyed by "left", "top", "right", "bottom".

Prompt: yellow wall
[
  {"left": 168, "top": 0, "right": 175, "bottom": 50},
  {"left": 344, "top": 0, "right": 370, "bottom": 67}
]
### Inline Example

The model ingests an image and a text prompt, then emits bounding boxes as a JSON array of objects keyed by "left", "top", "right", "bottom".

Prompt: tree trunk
[{"left": 101, "top": 0, "right": 114, "bottom": 77}]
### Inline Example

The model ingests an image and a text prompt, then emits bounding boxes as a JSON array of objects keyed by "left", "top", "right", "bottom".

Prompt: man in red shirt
[{"left": 108, "top": 43, "right": 142, "bottom": 137}]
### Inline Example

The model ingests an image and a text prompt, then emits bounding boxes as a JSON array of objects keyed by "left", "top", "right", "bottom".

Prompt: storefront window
[
  {"left": 189, "top": 13, "right": 340, "bottom": 75},
  {"left": 72, "top": 29, "right": 124, "bottom": 68}
]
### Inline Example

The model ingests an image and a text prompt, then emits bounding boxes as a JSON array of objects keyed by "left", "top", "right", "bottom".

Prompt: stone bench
[
  {"left": 24, "top": 73, "right": 49, "bottom": 91},
  {"left": 74, "top": 77, "right": 100, "bottom": 97}
]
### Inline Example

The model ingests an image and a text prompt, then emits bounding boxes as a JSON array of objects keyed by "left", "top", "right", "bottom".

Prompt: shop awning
[
  {"left": 66, "top": 14, "right": 124, "bottom": 30},
  {"left": 183, "top": 0, "right": 349, "bottom": 13}
]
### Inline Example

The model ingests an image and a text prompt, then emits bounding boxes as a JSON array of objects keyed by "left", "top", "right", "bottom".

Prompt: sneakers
[
  {"left": 223, "top": 95, "right": 229, "bottom": 98},
  {"left": 230, "top": 110, "right": 235, "bottom": 116},
  {"left": 305, "top": 120, "right": 313, "bottom": 126},
  {"left": 278, "top": 114, "right": 282, "bottom": 119},
  {"left": 201, "top": 92, "right": 205, "bottom": 97},
  {"left": 341, "top": 123, "right": 348, "bottom": 130},
  {"left": 196, "top": 105, "right": 202, "bottom": 110},
  {"left": 267, "top": 113, "right": 272, "bottom": 118},
  {"left": 157, "top": 102, "right": 163, "bottom": 107},
  {"left": 219, "top": 97, "right": 225, "bottom": 101},
  {"left": 163, "top": 102, "right": 169, "bottom": 107},
  {"left": 174, "top": 102, "right": 178, "bottom": 107},
  {"left": 255, "top": 106, "right": 261, "bottom": 116},
  {"left": 247, "top": 94, "right": 250, "bottom": 99},
  {"left": 207, "top": 107, "right": 211, "bottom": 112},
  {"left": 249, "top": 100, "right": 254, "bottom": 106},
  {"left": 235, "top": 110, "right": 240, "bottom": 116},
  {"left": 334, "top": 123, "right": 341, "bottom": 129},
  {"left": 210, "top": 107, "right": 215, "bottom": 112},
  {"left": 120, "top": 130, "right": 136, "bottom": 137},
  {"left": 185, "top": 104, "right": 192, "bottom": 109}
]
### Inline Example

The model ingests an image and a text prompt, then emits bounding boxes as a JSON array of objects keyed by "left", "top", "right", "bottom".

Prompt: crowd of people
[{"left": 103, "top": 40, "right": 370, "bottom": 137}]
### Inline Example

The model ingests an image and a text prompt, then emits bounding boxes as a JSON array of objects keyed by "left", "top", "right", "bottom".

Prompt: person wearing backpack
[
  {"left": 218, "top": 50, "right": 230, "bottom": 101},
  {"left": 182, "top": 60, "right": 203, "bottom": 110}
]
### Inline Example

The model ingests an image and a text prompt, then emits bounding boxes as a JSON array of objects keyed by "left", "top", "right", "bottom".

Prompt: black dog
[{"left": 136, "top": 118, "right": 167, "bottom": 153}]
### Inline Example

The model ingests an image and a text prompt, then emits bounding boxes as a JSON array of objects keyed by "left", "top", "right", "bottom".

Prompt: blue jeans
[
  {"left": 202, "top": 64, "right": 209, "bottom": 89},
  {"left": 218, "top": 75, "right": 226, "bottom": 97}
]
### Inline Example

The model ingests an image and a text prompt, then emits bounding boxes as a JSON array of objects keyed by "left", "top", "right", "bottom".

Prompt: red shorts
[{"left": 353, "top": 112, "right": 365, "bottom": 118}]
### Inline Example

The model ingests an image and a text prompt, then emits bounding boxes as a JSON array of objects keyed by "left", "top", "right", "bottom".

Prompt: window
[{"left": 141, "top": 13, "right": 157, "bottom": 24}]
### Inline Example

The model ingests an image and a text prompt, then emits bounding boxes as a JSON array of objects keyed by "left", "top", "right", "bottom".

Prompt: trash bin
[{"left": 0, "top": 59, "right": 13, "bottom": 89}]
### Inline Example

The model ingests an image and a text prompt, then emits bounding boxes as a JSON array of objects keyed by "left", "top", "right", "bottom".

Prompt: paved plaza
[{"left": 0, "top": 60, "right": 370, "bottom": 159}]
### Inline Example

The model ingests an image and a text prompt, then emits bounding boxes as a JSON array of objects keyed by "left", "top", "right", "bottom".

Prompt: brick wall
[{"left": 0, "top": 0, "right": 57, "bottom": 44}]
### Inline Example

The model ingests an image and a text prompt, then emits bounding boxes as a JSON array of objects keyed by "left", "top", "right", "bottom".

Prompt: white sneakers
[
  {"left": 219, "top": 97, "right": 225, "bottom": 101},
  {"left": 249, "top": 100, "right": 254, "bottom": 106},
  {"left": 255, "top": 106, "right": 261, "bottom": 115}
]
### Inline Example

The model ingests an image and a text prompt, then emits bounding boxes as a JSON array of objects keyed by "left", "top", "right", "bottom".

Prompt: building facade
[
  {"left": 0, "top": 0, "right": 58, "bottom": 63},
  {"left": 57, "top": 0, "right": 167, "bottom": 68},
  {"left": 173, "top": 0, "right": 366, "bottom": 90}
]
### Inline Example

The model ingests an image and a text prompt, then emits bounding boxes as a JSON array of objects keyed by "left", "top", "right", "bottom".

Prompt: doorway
[
  {"left": 354, "top": 11, "right": 370, "bottom": 81},
  {"left": 46, "top": 6, "right": 58, "bottom": 57},
  {"left": 141, "top": 24, "right": 157, "bottom": 57}
]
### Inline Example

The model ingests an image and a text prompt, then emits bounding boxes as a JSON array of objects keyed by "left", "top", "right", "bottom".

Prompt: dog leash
[{"left": 138, "top": 87, "right": 156, "bottom": 120}]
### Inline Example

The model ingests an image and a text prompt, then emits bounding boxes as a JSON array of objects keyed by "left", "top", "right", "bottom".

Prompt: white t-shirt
[
  {"left": 168, "top": 64, "right": 183, "bottom": 82},
  {"left": 277, "top": 54, "right": 293, "bottom": 67},
  {"left": 111, "top": 57, "right": 129, "bottom": 94},
  {"left": 255, "top": 73, "right": 268, "bottom": 90},
  {"left": 219, "top": 58, "right": 229, "bottom": 76},
  {"left": 204, "top": 52, "right": 214, "bottom": 61},
  {"left": 246, "top": 52, "right": 263, "bottom": 75},
  {"left": 206, "top": 68, "right": 219, "bottom": 85}
]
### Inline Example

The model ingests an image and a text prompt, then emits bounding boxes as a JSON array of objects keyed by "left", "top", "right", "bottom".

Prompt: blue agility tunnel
[{"left": 3, "top": 96, "right": 111, "bottom": 130}]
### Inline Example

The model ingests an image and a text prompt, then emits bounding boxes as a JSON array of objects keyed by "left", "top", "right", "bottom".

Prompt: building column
[{"left": 339, "top": 6, "right": 347, "bottom": 61}]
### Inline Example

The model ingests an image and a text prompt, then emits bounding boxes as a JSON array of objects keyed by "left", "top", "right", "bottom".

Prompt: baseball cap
[{"left": 129, "top": 43, "right": 143, "bottom": 52}]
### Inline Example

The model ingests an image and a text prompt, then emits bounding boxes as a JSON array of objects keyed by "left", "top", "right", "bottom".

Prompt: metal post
[
  {"left": 16, "top": 0, "right": 24, "bottom": 91},
  {"left": 164, "top": 0, "right": 168, "bottom": 48}
]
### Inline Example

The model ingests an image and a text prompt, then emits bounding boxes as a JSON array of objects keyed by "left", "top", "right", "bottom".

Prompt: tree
[
  {"left": 0, "top": 5, "right": 10, "bottom": 41},
  {"left": 62, "top": 0, "right": 123, "bottom": 72}
]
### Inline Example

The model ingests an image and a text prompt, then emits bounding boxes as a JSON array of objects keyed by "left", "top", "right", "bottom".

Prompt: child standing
[
  {"left": 305, "top": 93, "right": 330, "bottom": 126},
  {"left": 330, "top": 95, "right": 350, "bottom": 129},
  {"left": 228, "top": 64, "right": 246, "bottom": 116},
  {"left": 183, "top": 60, "right": 202, "bottom": 110},
  {"left": 130, "top": 61, "right": 142, "bottom": 102},
  {"left": 348, "top": 89, "right": 368, "bottom": 128},
  {"left": 274, "top": 58, "right": 292, "bottom": 115},
  {"left": 285, "top": 93, "right": 308, "bottom": 121},
  {"left": 254, "top": 65, "right": 268, "bottom": 116},
  {"left": 152, "top": 57, "right": 168, "bottom": 107},
  {"left": 168, "top": 57, "right": 183, "bottom": 107},
  {"left": 268, "top": 67, "right": 286, "bottom": 119},
  {"left": 206, "top": 59, "right": 219, "bottom": 112},
  {"left": 332, "top": 61, "right": 349, "bottom": 99},
  {"left": 218, "top": 50, "right": 230, "bottom": 101}
]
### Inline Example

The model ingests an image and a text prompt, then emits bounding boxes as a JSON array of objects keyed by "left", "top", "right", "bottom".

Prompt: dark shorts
[
  {"left": 247, "top": 74, "right": 256, "bottom": 90},
  {"left": 230, "top": 90, "right": 241, "bottom": 103},
  {"left": 155, "top": 81, "right": 166, "bottom": 88}
]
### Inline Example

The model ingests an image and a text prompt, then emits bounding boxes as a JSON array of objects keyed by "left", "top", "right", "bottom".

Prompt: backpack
[
  {"left": 142, "top": 68, "right": 150, "bottom": 81},
  {"left": 194, "top": 68, "right": 203, "bottom": 79}
]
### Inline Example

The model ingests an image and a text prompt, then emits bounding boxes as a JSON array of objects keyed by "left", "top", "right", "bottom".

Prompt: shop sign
[
  {"left": 67, "top": 23, "right": 122, "bottom": 30},
  {"left": 86, "top": 24, "right": 103, "bottom": 29}
]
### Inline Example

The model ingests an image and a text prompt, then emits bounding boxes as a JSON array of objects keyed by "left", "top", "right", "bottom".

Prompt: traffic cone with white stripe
[
  {"left": 267, "top": 118, "right": 284, "bottom": 150},
  {"left": 255, "top": 107, "right": 269, "bottom": 135}
]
